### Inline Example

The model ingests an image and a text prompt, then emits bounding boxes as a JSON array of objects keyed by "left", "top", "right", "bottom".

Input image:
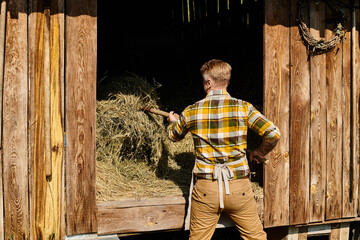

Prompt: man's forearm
[{"left": 257, "top": 138, "right": 279, "bottom": 156}]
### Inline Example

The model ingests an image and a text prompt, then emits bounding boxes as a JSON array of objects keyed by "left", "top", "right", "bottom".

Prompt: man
[{"left": 167, "top": 59, "right": 280, "bottom": 240}]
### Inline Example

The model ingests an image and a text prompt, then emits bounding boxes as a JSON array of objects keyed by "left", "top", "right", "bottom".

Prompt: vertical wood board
[
  {"left": 48, "top": 1, "right": 65, "bottom": 239},
  {"left": 325, "top": 3, "right": 343, "bottom": 220},
  {"left": 342, "top": 0, "right": 355, "bottom": 218},
  {"left": 2, "top": 0, "right": 29, "bottom": 238},
  {"left": 309, "top": 0, "right": 327, "bottom": 223},
  {"left": 28, "top": 0, "right": 65, "bottom": 239},
  {"left": 289, "top": 0, "right": 310, "bottom": 225},
  {"left": 263, "top": 0, "right": 290, "bottom": 228},
  {"left": 0, "top": 1, "right": 6, "bottom": 239},
  {"left": 28, "top": 1, "right": 48, "bottom": 238},
  {"left": 65, "top": 0, "right": 97, "bottom": 235},
  {"left": 356, "top": 3, "right": 360, "bottom": 217}
]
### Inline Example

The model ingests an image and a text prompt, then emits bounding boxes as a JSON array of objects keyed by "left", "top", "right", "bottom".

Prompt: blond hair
[{"left": 200, "top": 59, "right": 232, "bottom": 87}]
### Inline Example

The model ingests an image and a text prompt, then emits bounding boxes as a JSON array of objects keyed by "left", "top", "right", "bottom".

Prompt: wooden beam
[
  {"left": 97, "top": 196, "right": 265, "bottom": 236},
  {"left": 65, "top": 0, "right": 97, "bottom": 235},
  {"left": 263, "top": 0, "right": 290, "bottom": 228},
  {"left": 2, "top": 0, "right": 29, "bottom": 238},
  {"left": 309, "top": 0, "right": 326, "bottom": 223},
  {"left": 98, "top": 197, "right": 186, "bottom": 235},
  {"left": 289, "top": 0, "right": 310, "bottom": 225}
]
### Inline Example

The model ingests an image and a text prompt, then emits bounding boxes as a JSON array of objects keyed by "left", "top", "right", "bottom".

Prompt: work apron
[{"left": 184, "top": 159, "right": 242, "bottom": 230}]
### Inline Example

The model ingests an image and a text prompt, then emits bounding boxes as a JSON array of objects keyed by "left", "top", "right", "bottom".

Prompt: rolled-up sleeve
[
  {"left": 167, "top": 110, "right": 189, "bottom": 142},
  {"left": 247, "top": 103, "right": 280, "bottom": 145}
]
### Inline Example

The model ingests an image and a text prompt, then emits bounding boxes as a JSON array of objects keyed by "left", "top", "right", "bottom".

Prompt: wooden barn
[{"left": 0, "top": 0, "right": 359, "bottom": 239}]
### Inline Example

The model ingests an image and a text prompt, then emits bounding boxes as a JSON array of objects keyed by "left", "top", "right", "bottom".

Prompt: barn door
[{"left": 263, "top": 0, "right": 360, "bottom": 228}]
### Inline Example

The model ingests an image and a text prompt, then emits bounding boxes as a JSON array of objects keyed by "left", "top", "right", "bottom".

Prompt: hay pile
[{"left": 96, "top": 73, "right": 194, "bottom": 202}]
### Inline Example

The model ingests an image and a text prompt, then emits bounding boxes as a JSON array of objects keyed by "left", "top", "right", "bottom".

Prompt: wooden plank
[
  {"left": 65, "top": 0, "right": 97, "bottom": 235},
  {"left": 309, "top": 0, "right": 326, "bottom": 223},
  {"left": 285, "top": 227, "right": 308, "bottom": 240},
  {"left": 28, "top": 1, "right": 50, "bottom": 239},
  {"left": 2, "top": 0, "right": 29, "bottom": 238},
  {"left": 48, "top": 2, "right": 65, "bottom": 239},
  {"left": 329, "top": 223, "right": 350, "bottom": 240},
  {"left": 289, "top": 0, "right": 310, "bottom": 225},
  {"left": 342, "top": 0, "right": 355, "bottom": 219},
  {"left": 0, "top": 1, "right": 6, "bottom": 240},
  {"left": 263, "top": 0, "right": 290, "bottom": 228},
  {"left": 98, "top": 202, "right": 186, "bottom": 235},
  {"left": 356, "top": 1, "right": 360, "bottom": 217},
  {"left": 29, "top": 1, "right": 65, "bottom": 239},
  {"left": 325, "top": 2, "right": 343, "bottom": 220},
  {"left": 98, "top": 196, "right": 264, "bottom": 235}
]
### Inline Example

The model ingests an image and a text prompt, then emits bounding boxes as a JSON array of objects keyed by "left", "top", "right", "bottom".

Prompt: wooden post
[
  {"left": 263, "top": 0, "right": 290, "bottom": 228},
  {"left": 309, "top": 0, "right": 326, "bottom": 223},
  {"left": 3, "top": 0, "right": 29, "bottom": 238},
  {"left": 65, "top": 0, "right": 97, "bottom": 235}
]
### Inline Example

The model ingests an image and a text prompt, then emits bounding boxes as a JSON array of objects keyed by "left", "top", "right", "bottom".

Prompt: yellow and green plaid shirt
[{"left": 167, "top": 89, "right": 280, "bottom": 179}]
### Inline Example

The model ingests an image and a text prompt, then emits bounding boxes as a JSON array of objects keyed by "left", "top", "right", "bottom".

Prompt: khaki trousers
[{"left": 189, "top": 178, "right": 266, "bottom": 240}]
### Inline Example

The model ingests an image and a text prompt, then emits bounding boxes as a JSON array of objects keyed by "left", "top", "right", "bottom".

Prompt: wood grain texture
[
  {"left": 329, "top": 223, "right": 350, "bottom": 240},
  {"left": 65, "top": 0, "right": 97, "bottom": 235},
  {"left": 263, "top": 0, "right": 290, "bottom": 228},
  {"left": 356, "top": 3, "right": 360, "bottom": 217},
  {"left": 98, "top": 197, "right": 186, "bottom": 235},
  {"left": 47, "top": 1, "right": 65, "bottom": 239},
  {"left": 0, "top": 1, "right": 6, "bottom": 240},
  {"left": 325, "top": 3, "right": 343, "bottom": 220},
  {"left": 309, "top": 0, "right": 326, "bottom": 223},
  {"left": 29, "top": 1, "right": 65, "bottom": 239},
  {"left": 342, "top": 0, "right": 355, "bottom": 218},
  {"left": 289, "top": 0, "right": 310, "bottom": 225},
  {"left": 97, "top": 196, "right": 265, "bottom": 235},
  {"left": 2, "top": 0, "right": 29, "bottom": 238}
]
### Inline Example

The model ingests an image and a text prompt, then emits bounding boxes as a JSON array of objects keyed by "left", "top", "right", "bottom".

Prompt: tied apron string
[
  {"left": 184, "top": 160, "right": 236, "bottom": 230},
  {"left": 213, "top": 164, "right": 234, "bottom": 209}
]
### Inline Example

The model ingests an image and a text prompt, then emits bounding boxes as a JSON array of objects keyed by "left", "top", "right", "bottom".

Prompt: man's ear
[{"left": 205, "top": 78, "right": 212, "bottom": 88}]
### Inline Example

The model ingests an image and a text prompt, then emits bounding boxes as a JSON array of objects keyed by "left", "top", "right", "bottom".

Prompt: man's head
[{"left": 200, "top": 59, "right": 232, "bottom": 92}]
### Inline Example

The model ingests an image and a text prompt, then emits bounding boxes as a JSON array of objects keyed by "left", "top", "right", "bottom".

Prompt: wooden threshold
[{"left": 97, "top": 195, "right": 264, "bottom": 236}]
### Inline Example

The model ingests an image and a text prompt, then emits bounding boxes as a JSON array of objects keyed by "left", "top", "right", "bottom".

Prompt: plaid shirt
[{"left": 167, "top": 90, "right": 280, "bottom": 179}]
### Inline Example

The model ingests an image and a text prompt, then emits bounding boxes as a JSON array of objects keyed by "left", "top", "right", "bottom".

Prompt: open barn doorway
[{"left": 96, "top": 0, "right": 264, "bottom": 206}]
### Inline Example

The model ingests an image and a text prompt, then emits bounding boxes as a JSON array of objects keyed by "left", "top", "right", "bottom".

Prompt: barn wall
[
  {"left": 264, "top": 0, "right": 360, "bottom": 228},
  {"left": 0, "top": 0, "right": 97, "bottom": 239}
]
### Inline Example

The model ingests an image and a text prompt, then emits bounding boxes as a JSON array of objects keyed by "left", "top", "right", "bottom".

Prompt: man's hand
[
  {"left": 167, "top": 111, "right": 179, "bottom": 123},
  {"left": 248, "top": 149, "right": 266, "bottom": 164}
]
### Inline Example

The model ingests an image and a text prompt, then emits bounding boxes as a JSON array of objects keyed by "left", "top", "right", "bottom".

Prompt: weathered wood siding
[
  {"left": 264, "top": 0, "right": 360, "bottom": 228},
  {"left": 65, "top": 0, "right": 97, "bottom": 235},
  {"left": 0, "top": 0, "right": 96, "bottom": 239},
  {"left": 28, "top": 0, "right": 65, "bottom": 239},
  {"left": 263, "top": 0, "right": 290, "bottom": 228},
  {"left": 3, "top": 0, "right": 29, "bottom": 239}
]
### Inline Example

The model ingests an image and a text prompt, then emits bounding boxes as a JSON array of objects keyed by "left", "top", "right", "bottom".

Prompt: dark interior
[
  {"left": 97, "top": 0, "right": 265, "bottom": 182},
  {"left": 98, "top": 0, "right": 264, "bottom": 113}
]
